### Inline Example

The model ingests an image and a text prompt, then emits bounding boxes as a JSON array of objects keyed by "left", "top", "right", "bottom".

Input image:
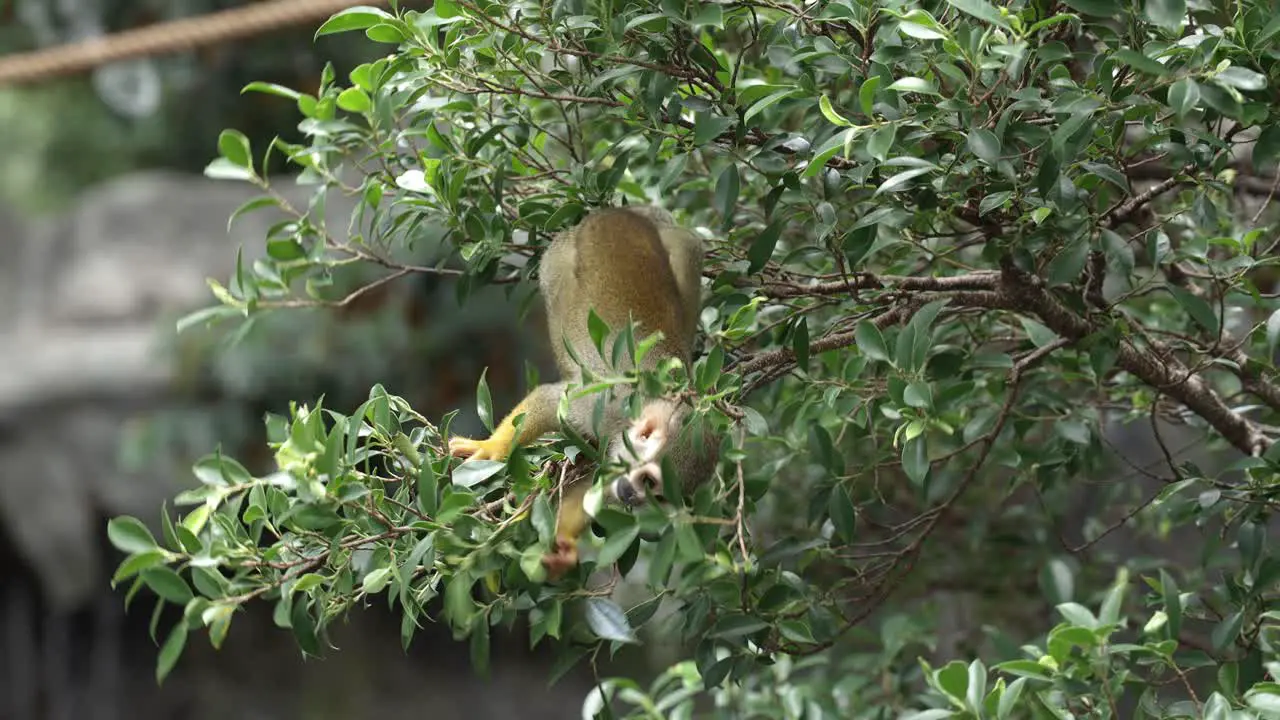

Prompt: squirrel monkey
[{"left": 448, "top": 206, "right": 719, "bottom": 578}]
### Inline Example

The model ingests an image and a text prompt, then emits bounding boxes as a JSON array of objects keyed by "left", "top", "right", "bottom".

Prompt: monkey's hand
[
  {"left": 542, "top": 537, "right": 579, "bottom": 581},
  {"left": 447, "top": 435, "right": 511, "bottom": 462}
]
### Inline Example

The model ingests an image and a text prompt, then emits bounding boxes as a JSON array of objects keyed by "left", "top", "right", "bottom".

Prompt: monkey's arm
[
  {"left": 542, "top": 479, "right": 592, "bottom": 580},
  {"left": 448, "top": 382, "right": 566, "bottom": 461}
]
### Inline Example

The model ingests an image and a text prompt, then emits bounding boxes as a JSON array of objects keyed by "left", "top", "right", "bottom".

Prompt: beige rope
[{"left": 0, "top": 0, "right": 395, "bottom": 87}]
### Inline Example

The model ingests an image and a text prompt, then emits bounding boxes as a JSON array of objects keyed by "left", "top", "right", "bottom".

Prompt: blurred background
[{"left": 0, "top": 1, "right": 608, "bottom": 717}]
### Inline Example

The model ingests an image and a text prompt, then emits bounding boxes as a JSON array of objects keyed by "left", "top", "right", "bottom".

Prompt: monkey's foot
[
  {"left": 541, "top": 538, "right": 579, "bottom": 581},
  {"left": 448, "top": 436, "right": 507, "bottom": 462}
]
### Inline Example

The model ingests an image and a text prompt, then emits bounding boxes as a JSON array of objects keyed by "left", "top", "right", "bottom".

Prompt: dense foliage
[{"left": 106, "top": 0, "right": 1280, "bottom": 716}]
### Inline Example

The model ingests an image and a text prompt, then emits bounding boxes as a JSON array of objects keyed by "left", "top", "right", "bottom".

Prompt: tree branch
[{"left": 733, "top": 265, "right": 1273, "bottom": 457}]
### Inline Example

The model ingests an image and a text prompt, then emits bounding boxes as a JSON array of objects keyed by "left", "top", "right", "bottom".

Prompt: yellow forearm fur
[{"left": 448, "top": 384, "right": 561, "bottom": 461}]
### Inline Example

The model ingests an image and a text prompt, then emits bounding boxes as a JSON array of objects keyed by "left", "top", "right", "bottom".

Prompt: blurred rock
[{"left": 0, "top": 170, "right": 356, "bottom": 609}]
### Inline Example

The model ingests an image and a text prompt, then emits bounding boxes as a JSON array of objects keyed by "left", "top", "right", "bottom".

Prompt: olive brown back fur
[{"left": 539, "top": 207, "right": 700, "bottom": 377}]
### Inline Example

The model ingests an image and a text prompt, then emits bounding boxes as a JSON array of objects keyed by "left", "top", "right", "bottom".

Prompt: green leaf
[
  {"left": 1265, "top": 309, "right": 1280, "bottom": 359},
  {"left": 777, "top": 619, "right": 816, "bottom": 644},
  {"left": 967, "top": 128, "right": 1002, "bottom": 164},
  {"left": 1216, "top": 66, "right": 1267, "bottom": 91},
  {"left": 1199, "top": 83, "right": 1243, "bottom": 119},
  {"left": 531, "top": 494, "right": 555, "bottom": 545},
  {"left": 819, "top": 94, "right": 854, "bottom": 127},
  {"left": 315, "top": 6, "right": 393, "bottom": 37},
  {"left": 875, "top": 167, "right": 934, "bottom": 196},
  {"left": 1113, "top": 49, "right": 1168, "bottom": 76},
  {"left": 1167, "top": 78, "right": 1199, "bottom": 116},
  {"left": 1056, "top": 602, "right": 1098, "bottom": 629},
  {"left": 1247, "top": 689, "right": 1280, "bottom": 714},
  {"left": 998, "top": 677, "right": 1028, "bottom": 719},
  {"left": 203, "top": 158, "right": 256, "bottom": 182},
  {"left": 217, "top": 130, "right": 252, "bottom": 169},
  {"left": 694, "top": 112, "right": 734, "bottom": 145},
  {"left": 868, "top": 124, "right": 897, "bottom": 162},
  {"left": 980, "top": 191, "right": 1011, "bottom": 215},
  {"left": 1054, "top": 420, "right": 1090, "bottom": 445},
  {"left": 936, "top": 660, "right": 969, "bottom": 701},
  {"left": 828, "top": 484, "right": 857, "bottom": 543},
  {"left": 435, "top": 0, "right": 462, "bottom": 18},
  {"left": 362, "top": 567, "right": 392, "bottom": 594},
  {"left": 452, "top": 460, "right": 504, "bottom": 488},
  {"left": 1260, "top": 14, "right": 1280, "bottom": 47},
  {"left": 142, "top": 567, "right": 194, "bottom": 605},
  {"left": 585, "top": 598, "right": 638, "bottom": 643},
  {"left": 710, "top": 614, "right": 770, "bottom": 639},
  {"left": 1083, "top": 163, "right": 1129, "bottom": 193},
  {"left": 1144, "top": 0, "right": 1185, "bottom": 32},
  {"left": 899, "top": 18, "right": 948, "bottom": 40},
  {"left": 902, "top": 435, "right": 929, "bottom": 485},
  {"left": 417, "top": 458, "right": 439, "bottom": 517},
  {"left": 744, "top": 88, "right": 798, "bottom": 123},
  {"left": 1045, "top": 235, "right": 1088, "bottom": 286},
  {"left": 747, "top": 220, "right": 782, "bottom": 274},
  {"left": 994, "top": 659, "right": 1052, "bottom": 680},
  {"left": 156, "top": 621, "right": 188, "bottom": 684},
  {"left": 336, "top": 87, "right": 372, "bottom": 113},
  {"left": 241, "top": 81, "right": 302, "bottom": 100},
  {"left": 856, "top": 321, "right": 891, "bottom": 363},
  {"left": 1099, "top": 569, "right": 1128, "bottom": 626},
  {"left": 1169, "top": 286, "right": 1220, "bottom": 336},
  {"left": 692, "top": 2, "right": 724, "bottom": 27},
  {"left": 597, "top": 524, "right": 641, "bottom": 567},
  {"left": 887, "top": 77, "right": 939, "bottom": 95},
  {"left": 112, "top": 551, "right": 168, "bottom": 584},
  {"left": 965, "top": 659, "right": 987, "bottom": 715},
  {"left": 1160, "top": 569, "right": 1182, "bottom": 641},
  {"left": 1254, "top": 125, "right": 1280, "bottom": 168},
  {"left": 942, "top": 0, "right": 1010, "bottom": 29},
  {"left": 859, "top": 76, "right": 881, "bottom": 118},
  {"left": 475, "top": 369, "right": 494, "bottom": 433},
  {"left": 1212, "top": 611, "right": 1243, "bottom": 652},
  {"left": 715, "top": 164, "right": 740, "bottom": 227},
  {"left": 1202, "top": 692, "right": 1229, "bottom": 720},
  {"left": 791, "top": 317, "right": 810, "bottom": 371},
  {"left": 803, "top": 131, "right": 852, "bottom": 178},
  {"left": 108, "top": 516, "right": 159, "bottom": 554},
  {"left": 175, "top": 305, "right": 238, "bottom": 334}
]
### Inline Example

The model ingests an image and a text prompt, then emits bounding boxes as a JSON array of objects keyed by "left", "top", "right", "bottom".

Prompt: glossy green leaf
[
  {"left": 1169, "top": 286, "right": 1220, "bottom": 336},
  {"left": 967, "top": 128, "right": 1002, "bottom": 164},
  {"left": 942, "top": 0, "right": 1010, "bottom": 28},
  {"left": 585, "top": 598, "right": 638, "bottom": 643},
  {"left": 1144, "top": 0, "right": 1185, "bottom": 31},
  {"left": 315, "top": 6, "right": 394, "bottom": 37},
  {"left": 108, "top": 517, "right": 159, "bottom": 555}
]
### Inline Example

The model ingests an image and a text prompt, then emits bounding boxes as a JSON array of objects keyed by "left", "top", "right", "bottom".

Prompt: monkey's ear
[
  {"left": 633, "top": 399, "right": 679, "bottom": 441},
  {"left": 633, "top": 412, "right": 662, "bottom": 441}
]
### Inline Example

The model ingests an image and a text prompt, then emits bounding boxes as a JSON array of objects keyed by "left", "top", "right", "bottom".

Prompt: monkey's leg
[
  {"left": 448, "top": 382, "right": 566, "bottom": 462},
  {"left": 542, "top": 478, "right": 591, "bottom": 580}
]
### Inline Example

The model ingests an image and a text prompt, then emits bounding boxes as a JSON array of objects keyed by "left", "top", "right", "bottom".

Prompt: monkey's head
[{"left": 604, "top": 398, "right": 719, "bottom": 507}]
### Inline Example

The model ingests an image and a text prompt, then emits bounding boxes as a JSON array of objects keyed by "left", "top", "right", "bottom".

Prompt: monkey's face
[{"left": 604, "top": 399, "right": 687, "bottom": 507}]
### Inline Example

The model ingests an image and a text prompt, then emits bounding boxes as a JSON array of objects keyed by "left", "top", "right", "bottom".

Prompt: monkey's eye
[{"left": 634, "top": 466, "right": 660, "bottom": 492}]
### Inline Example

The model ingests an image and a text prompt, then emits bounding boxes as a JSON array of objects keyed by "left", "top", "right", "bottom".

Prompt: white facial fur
[{"left": 606, "top": 399, "right": 679, "bottom": 506}]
